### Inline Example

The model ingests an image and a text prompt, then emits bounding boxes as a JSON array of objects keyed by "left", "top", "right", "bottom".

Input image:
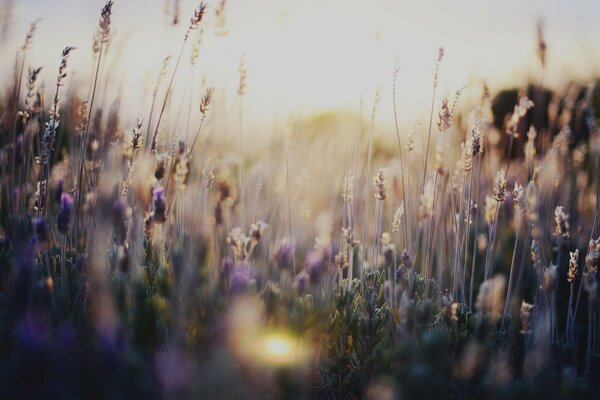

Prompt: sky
[{"left": 1, "top": 0, "right": 600, "bottom": 133}]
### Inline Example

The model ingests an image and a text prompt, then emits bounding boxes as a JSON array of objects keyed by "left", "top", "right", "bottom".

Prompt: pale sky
[{"left": 2, "top": 0, "right": 600, "bottom": 133}]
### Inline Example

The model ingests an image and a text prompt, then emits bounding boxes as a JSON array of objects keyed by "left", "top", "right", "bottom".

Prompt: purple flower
[
  {"left": 152, "top": 186, "right": 167, "bottom": 224},
  {"left": 230, "top": 262, "right": 255, "bottom": 294},
  {"left": 274, "top": 238, "right": 295, "bottom": 270},
  {"left": 295, "top": 271, "right": 309, "bottom": 294},
  {"left": 221, "top": 257, "right": 235, "bottom": 281},
  {"left": 305, "top": 250, "right": 324, "bottom": 284},
  {"left": 112, "top": 198, "right": 128, "bottom": 245},
  {"left": 54, "top": 177, "right": 65, "bottom": 203},
  {"left": 395, "top": 265, "right": 405, "bottom": 283},
  {"left": 33, "top": 218, "right": 49, "bottom": 249},
  {"left": 57, "top": 193, "right": 73, "bottom": 234}
]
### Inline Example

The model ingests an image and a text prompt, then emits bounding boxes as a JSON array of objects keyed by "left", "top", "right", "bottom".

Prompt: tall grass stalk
[
  {"left": 392, "top": 61, "right": 410, "bottom": 250},
  {"left": 419, "top": 48, "right": 444, "bottom": 214},
  {"left": 77, "top": 1, "right": 113, "bottom": 237},
  {"left": 150, "top": 4, "right": 206, "bottom": 153},
  {"left": 360, "top": 89, "right": 380, "bottom": 281}
]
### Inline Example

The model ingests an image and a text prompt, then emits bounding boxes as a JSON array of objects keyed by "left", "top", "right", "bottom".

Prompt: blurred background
[{"left": 1, "top": 0, "right": 600, "bottom": 137}]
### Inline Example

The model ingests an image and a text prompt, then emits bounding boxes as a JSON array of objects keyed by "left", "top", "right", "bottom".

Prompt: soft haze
[{"left": 2, "top": 0, "right": 600, "bottom": 131}]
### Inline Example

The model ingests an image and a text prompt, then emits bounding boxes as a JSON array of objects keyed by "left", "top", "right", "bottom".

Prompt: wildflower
[
  {"left": 567, "top": 249, "right": 579, "bottom": 283},
  {"left": 471, "top": 122, "right": 482, "bottom": 158},
  {"left": 586, "top": 237, "right": 600, "bottom": 274},
  {"left": 507, "top": 96, "right": 534, "bottom": 137},
  {"left": 250, "top": 221, "right": 268, "bottom": 245},
  {"left": 484, "top": 195, "right": 496, "bottom": 226},
  {"left": 475, "top": 275, "right": 506, "bottom": 317},
  {"left": 400, "top": 249, "right": 412, "bottom": 270},
  {"left": 437, "top": 94, "right": 451, "bottom": 133},
  {"left": 294, "top": 271, "right": 309, "bottom": 294},
  {"left": 553, "top": 206, "right": 570, "bottom": 242},
  {"left": 461, "top": 136, "right": 473, "bottom": 173},
  {"left": 305, "top": 251, "right": 324, "bottom": 284},
  {"left": 227, "top": 227, "right": 249, "bottom": 262},
  {"left": 33, "top": 218, "right": 49, "bottom": 251},
  {"left": 493, "top": 169, "right": 506, "bottom": 202},
  {"left": 512, "top": 183, "right": 525, "bottom": 213},
  {"left": 531, "top": 239, "right": 543, "bottom": 272},
  {"left": 391, "top": 203, "right": 404, "bottom": 233},
  {"left": 525, "top": 127, "right": 537, "bottom": 166},
  {"left": 237, "top": 54, "right": 247, "bottom": 96},
  {"left": 21, "top": 18, "right": 41, "bottom": 51},
  {"left": 520, "top": 301, "right": 534, "bottom": 334},
  {"left": 96, "top": 1, "right": 113, "bottom": 45},
  {"left": 230, "top": 262, "right": 255, "bottom": 294},
  {"left": 405, "top": 125, "right": 416, "bottom": 152},
  {"left": 199, "top": 88, "right": 213, "bottom": 115},
  {"left": 112, "top": 198, "right": 130, "bottom": 246},
  {"left": 151, "top": 186, "right": 167, "bottom": 223},
  {"left": 56, "top": 193, "right": 73, "bottom": 235},
  {"left": 373, "top": 167, "right": 388, "bottom": 201},
  {"left": 274, "top": 238, "right": 295, "bottom": 270},
  {"left": 543, "top": 263, "right": 558, "bottom": 292}
]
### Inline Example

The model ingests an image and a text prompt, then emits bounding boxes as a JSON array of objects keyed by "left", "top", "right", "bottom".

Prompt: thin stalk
[
  {"left": 238, "top": 97, "right": 246, "bottom": 227},
  {"left": 502, "top": 219, "right": 520, "bottom": 324},
  {"left": 77, "top": 40, "right": 104, "bottom": 234},
  {"left": 360, "top": 114, "right": 376, "bottom": 281},
  {"left": 461, "top": 168, "right": 474, "bottom": 301},
  {"left": 420, "top": 77, "right": 438, "bottom": 206},
  {"left": 285, "top": 155, "right": 295, "bottom": 275},
  {"left": 151, "top": 33, "right": 190, "bottom": 152},
  {"left": 424, "top": 172, "right": 439, "bottom": 296},
  {"left": 469, "top": 157, "right": 482, "bottom": 309},
  {"left": 483, "top": 202, "right": 500, "bottom": 282},
  {"left": 392, "top": 75, "right": 410, "bottom": 250},
  {"left": 452, "top": 173, "right": 466, "bottom": 299}
]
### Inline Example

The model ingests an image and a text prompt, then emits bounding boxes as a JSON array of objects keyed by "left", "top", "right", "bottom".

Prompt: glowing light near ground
[{"left": 227, "top": 297, "right": 311, "bottom": 368}]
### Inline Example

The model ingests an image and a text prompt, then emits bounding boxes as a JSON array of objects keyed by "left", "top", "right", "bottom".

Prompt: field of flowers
[{"left": 1, "top": 1, "right": 600, "bottom": 399}]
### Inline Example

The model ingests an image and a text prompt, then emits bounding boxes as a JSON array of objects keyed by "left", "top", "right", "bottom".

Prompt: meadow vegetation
[{"left": 1, "top": 2, "right": 600, "bottom": 399}]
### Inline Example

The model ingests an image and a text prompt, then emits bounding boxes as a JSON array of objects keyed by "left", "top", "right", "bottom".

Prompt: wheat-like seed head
[
  {"left": 536, "top": 19, "right": 547, "bottom": 68},
  {"left": 553, "top": 206, "right": 570, "bottom": 241},
  {"left": 341, "top": 172, "right": 355, "bottom": 203},
  {"left": 391, "top": 202, "right": 404, "bottom": 233},
  {"left": 373, "top": 168, "right": 388, "bottom": 201},
  {"left": 21, "top": 18, "right": 41, "bottom": 51},
  {"left": 199, "top": 87, "right": 213, "bottom": 115},
  {"left": 493, "top": 169, "right": 506, "bottom": 202},
  {"left": 237, "top": 54, "right": 247, "bottom": 96},
  {"left": 437, "top": 94, "right": 451, "bottom": 133},
  {"left": 586, "top": 237, "right": 600, "bottom": 274},
  {"left": 512, "top": 182, "right": 525, "bottom": 213},
  {"left": 484, "top": 195, "right": 496, "bottom": 226},
  {"left": 507, "top": 96, "right": 534, "bottom": 137},
  {"left": 568, "top": 249, "right": 579, "bottom": 283},
  {"left": 186, "top": 3, "right": 207, "bottom": 40},
  {"left": 531, "top": 239, "right": 543, "bottom": 271},
  {"left": 214, "top": 0, "right": 228, "bottom": 37},
  {"left": 520, "top": 301, "right": 534, "bottom": 334},
  {"left": 471, "top": 122, "right": 482, "bottom": 157},
  {"left": 461, "top": 137, "right": 473, "bottom": 173}
]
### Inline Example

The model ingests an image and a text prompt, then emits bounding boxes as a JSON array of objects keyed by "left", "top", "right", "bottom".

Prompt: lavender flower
[
  {"left": 304, "top": 250, "right": 324, "bottom": 284},
  {"left": 57, "top": 193, "right": 73, "bottom": 234},
  {"left": 274, "top": 238, "right": 295, "bottom": 270},
  {"left": 152, "top": 186, "right": 167, "bottom": 224},
  {"left": 230, "top": 262, "right": 255, "bottom": 294}
]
